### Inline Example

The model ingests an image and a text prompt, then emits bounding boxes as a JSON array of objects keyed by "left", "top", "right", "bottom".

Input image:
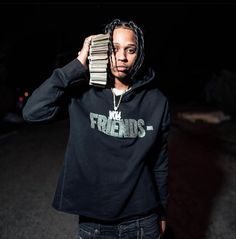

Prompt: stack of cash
[{"left": 88, "top": 33, "right": 110, "bottom": 87}]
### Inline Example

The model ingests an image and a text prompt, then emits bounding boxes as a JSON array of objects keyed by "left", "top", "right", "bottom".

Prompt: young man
[{"left": 23, "top": 19, "right": 170, "bottom": 239}]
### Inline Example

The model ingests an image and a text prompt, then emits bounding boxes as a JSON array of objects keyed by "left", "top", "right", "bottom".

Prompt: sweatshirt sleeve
[
  {"left": 152, "top": 99, "right": 171, "bottom": 220},
  {"left": 22, "top": 59, "right": 87, "bottom": 122}
]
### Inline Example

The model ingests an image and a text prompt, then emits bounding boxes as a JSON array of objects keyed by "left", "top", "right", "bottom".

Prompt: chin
[{"left": 112, "top": 71, "right": 128, "bottom": 79}]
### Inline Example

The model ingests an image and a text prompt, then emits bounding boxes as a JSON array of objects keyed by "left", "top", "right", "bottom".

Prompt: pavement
[
  {"left": 0, "top": 103, "right": 235, "bottom": 239},
  {"left": 167, "top": 102, "right": 236, "bottom": 239},
  {"left": 170, "top": 102, "right": 236, "bottom": 154}
]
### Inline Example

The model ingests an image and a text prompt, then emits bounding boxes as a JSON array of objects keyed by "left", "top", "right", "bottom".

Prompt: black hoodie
[{"left": 23, "top": 59, "right": 170, "bottom": 222}]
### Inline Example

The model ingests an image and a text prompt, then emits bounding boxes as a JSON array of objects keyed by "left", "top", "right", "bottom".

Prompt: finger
[
  {"left": 84, "top": 35, "right": 96, "bottom": 46},
  {"left": 84, "top": 38, "right": 92, "bottom": 46}
]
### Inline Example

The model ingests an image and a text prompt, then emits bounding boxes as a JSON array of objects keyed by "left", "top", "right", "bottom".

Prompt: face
[{"left": 109, "top": 27, "right": 138, "bottom": 81}]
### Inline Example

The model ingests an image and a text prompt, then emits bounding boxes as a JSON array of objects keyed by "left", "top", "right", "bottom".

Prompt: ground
[{"left": 0, "top": 103, "right": 235, "bottom": 239}]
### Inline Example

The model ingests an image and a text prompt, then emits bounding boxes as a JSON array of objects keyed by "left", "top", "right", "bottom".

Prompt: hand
[
  {"left": 77, "top": 35, "right": 95, "bottom": 68},
  {"left": 159, "top": 220, "right": 167, "bottom": 237}
]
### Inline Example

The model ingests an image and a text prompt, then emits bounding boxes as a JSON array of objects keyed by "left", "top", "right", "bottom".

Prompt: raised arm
[
  {"left": 22, "top": 36, "right": 96, "bottom": 123},
  {"left": 22, "top": 59, "right": 87, "bottom": 122}
]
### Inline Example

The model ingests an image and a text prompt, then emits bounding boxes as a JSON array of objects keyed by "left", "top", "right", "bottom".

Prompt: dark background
[
  {"left": 0, "top": 3, "right": 236, "bottom": 239},
  {"left": 0, "top": 2, "right": 236, "bottom": 114}
]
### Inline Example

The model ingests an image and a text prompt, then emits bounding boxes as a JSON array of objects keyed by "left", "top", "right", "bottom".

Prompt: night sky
[{"left": 0, "top": 2, "right": 235, "bottom": 102}]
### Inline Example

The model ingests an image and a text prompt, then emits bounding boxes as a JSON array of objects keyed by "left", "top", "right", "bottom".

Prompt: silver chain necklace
[{"left": 111, "top": 88, "right": 126, "bottom": 111}]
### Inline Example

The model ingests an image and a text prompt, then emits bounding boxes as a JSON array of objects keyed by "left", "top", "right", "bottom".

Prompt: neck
[{"left": 114, "top": 79, "right": 130, "bottom": 91}]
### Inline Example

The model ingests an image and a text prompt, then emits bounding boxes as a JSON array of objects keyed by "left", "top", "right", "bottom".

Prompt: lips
[{"left": 116, "top": 66, "right": 128, "bottom": 71}]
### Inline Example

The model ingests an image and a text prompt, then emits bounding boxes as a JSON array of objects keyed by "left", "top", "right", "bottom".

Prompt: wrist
[{"left": 77, "top": 50, "right": 89, "bottom": 68}]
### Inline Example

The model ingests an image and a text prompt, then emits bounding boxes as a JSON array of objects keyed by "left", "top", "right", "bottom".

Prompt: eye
[{"left": 127, "top": 48, "right": 137, "bottom": 54}]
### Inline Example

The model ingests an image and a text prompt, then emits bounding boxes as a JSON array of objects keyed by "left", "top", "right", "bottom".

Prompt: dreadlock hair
[{"left": 104, "top": 19, "right": 145, "bottom": 80}]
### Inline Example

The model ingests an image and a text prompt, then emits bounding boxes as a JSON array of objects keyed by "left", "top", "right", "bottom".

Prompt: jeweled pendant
[{"left": 109, "top": 110, "right": 122, "bottom": 120}]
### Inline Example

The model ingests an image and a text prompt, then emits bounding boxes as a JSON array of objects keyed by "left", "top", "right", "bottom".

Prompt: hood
[
  {"left": 132, "top": 66, "right": 156, "bottom": 90},
  {"left": 92, "top": 66, "right": 157, "bottom": 102},
  {"left": 119, "top": 66, "right": 157, "bottom": 102}
]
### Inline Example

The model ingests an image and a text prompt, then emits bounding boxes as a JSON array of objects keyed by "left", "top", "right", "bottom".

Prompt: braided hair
[{"left": 104, "top": 19, "right": 145, "bottom": 80}]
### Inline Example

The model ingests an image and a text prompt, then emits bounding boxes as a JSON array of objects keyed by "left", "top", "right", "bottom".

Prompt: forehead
[{"left": 112, "top": 27, "right": 136, "bottom": 44}]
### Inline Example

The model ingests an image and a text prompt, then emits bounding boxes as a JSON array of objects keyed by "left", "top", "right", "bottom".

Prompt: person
[{"left": 23, "top": 19, "right": 170, "bottom": 239}]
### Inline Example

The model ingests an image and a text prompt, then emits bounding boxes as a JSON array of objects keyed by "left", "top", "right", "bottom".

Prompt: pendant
[{"left": 109, "top": 110, "right": 122, "bottom": 120}]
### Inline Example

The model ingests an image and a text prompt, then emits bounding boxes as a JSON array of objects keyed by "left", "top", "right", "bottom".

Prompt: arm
[
  {"left": 22, "top": 59, "right": 87, "bottom": 122},
  {"left": 23, "top": 36, "right": 93, "bottom": 123},
  {"left": 153, "top": 100, "right": 171, "bottom": 235}
]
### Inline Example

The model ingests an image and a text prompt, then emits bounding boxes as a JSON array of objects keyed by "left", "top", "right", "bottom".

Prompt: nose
[{"left": 117, "top": 49, "right": 127, "bottom": 61}]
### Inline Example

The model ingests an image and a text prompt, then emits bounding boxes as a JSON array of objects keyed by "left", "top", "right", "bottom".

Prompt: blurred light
[
  {"left": 18, "top": 96, "right": 24, "bottom": 102},
  {"left": 24, "top": 91, "right": 29, "bottom": 97}
]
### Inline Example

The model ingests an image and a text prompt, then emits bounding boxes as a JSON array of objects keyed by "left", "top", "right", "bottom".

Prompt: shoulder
[
  {"left": 145, "top": 86, "right": 169, "bottom": 106},
  {"left": 140, "top": 66, "right": 169, "bottom": 103}
]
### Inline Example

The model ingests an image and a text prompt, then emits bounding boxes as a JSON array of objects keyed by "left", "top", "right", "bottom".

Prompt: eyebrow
[{"left": 113, "top": 43, "right": 137, "bottom": 47}]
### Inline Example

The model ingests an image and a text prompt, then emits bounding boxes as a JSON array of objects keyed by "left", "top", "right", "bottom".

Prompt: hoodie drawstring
[{"left": 137, "top": 227, "right": 144, "bottom": 239}]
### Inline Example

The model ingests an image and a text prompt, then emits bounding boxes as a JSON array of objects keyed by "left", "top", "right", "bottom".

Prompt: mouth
[{"left": 116, "top": 66, "right": 128, "bottom": 72}]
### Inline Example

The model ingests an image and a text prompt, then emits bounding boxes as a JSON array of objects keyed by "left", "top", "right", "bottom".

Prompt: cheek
[
  {"left": 110, "top": 55, "right": 117, "bottom": 66},
  {"left": 109, "top": 59, "right": 116, "bottom": 73},
  {"left": 129, "top": 55, "right": 137, "bottom": 65}
]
